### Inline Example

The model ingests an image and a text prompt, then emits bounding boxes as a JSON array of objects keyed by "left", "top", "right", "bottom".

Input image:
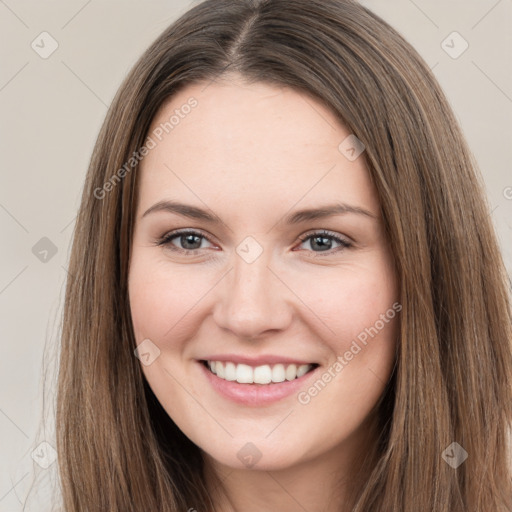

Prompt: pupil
[
  {"left": 182, "top": 234, "right": 201, "bottom": 249},
  {"left": 312, "top": 236, "right": 331, "bottom": 251}
]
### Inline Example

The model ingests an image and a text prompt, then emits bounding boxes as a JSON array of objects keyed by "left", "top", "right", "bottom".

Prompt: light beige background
[{"left": 0, "top": 0, "right": 511, "bottom": 509}]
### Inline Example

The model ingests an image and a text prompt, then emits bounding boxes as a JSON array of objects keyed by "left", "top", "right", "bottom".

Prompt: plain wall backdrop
[{"left": 0, "top": 0, "right": 511, "bottom": 509}]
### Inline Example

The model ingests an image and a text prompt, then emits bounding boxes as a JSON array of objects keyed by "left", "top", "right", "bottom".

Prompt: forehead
[{"left": 137, "top": 77, "right": 379, "bottom": 219}]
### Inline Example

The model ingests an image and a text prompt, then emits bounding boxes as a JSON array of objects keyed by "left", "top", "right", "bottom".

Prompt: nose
[{"left": 212, "top": 249, "right": 293, "bottom": 340}]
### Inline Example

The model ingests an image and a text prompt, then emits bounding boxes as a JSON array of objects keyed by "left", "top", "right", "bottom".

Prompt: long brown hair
[{"left": 55, "top": 0, "right": 512, "bottom": 510}]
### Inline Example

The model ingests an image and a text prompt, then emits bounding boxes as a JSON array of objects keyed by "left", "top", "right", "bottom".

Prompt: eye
[
  {"left": 155, "top": 228, "right": 352, "bottom": 256},
  {"left": 156, "top": 229, "right": 216, "bottom": 253},
  {"left": 295, "top": 230, "right": 352, "bottom": 254}
]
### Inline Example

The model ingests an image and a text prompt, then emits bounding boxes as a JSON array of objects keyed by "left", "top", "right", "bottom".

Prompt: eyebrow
[{"left": 141, "top": 200, "right": 376, "bottom": 224}]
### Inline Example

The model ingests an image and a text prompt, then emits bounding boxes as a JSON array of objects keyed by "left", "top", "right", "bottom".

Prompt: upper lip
[{"left": 199, "top": 354, "right": 317, "bottom": 366}]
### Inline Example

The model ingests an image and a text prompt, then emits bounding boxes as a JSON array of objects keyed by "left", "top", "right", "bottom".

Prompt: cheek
[
  {"left": 289, "top": 259, "right": 398, "bottom": 351},
  {"left": 292, "top": 263, "right": 398, "bottom": 434},
  {"left": 128, "top": 256, "right": 214, "bottom": 345}
]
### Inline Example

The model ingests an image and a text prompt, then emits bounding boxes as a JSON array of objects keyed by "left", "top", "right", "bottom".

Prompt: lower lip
[{"left": 198, "top": 361, "right": 319, "bottom": 406}]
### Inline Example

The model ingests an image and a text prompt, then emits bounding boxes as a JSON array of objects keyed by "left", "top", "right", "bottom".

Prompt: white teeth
[
  {"left": 236, "top": 364, "right": 253, "bottom": 384},
  {"left": 296, "top": 364, "right": 310, "bottom": 378},
  {"left": 285, "top": 363, "right": 297, "bottom": 381},
  {"left": 216, "top": 361, "right": 225, "bottom": 379},
  {"left": 224, "top": 362, "right": 237, "bottom": 381},
  {"left": 254, "top": 365, "right": 272, "bottom": 384},
  {"left": 206, "top": 360, "right": 315, "bottom": 384},
  {"left": 271, "top": 364, "right": 286, "bottom": 383}
]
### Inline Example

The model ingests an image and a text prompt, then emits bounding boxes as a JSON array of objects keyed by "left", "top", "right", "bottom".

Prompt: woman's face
[{"left": 129, "top": 76, "right": 399, "bottom": 472}]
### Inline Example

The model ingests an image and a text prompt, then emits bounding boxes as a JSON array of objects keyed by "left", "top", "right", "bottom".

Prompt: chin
[{"left": 201, "top": 436, "right": 314, "bottom": 472}]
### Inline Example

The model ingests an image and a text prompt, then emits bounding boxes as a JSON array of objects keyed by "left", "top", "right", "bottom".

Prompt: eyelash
[
  {"left": 155, "top": 228, "right": 352, "bottom": 256},
  {"left": 296, "top": 230, "right": 352, "bottom": 253}
]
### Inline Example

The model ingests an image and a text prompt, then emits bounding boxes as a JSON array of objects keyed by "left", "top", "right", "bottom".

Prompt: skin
[{"left": 128, "top": 74, "right": 399, "bottom": 512}]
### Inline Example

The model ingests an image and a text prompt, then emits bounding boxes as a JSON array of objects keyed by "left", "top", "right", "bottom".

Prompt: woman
[{"left": 55, "top": 0, "right": 512, "bottom": 510}]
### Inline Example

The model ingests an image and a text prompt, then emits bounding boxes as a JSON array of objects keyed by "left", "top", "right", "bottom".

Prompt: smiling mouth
[{"left": 201, "top": 360, "right": 319, "bottom": 385}]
